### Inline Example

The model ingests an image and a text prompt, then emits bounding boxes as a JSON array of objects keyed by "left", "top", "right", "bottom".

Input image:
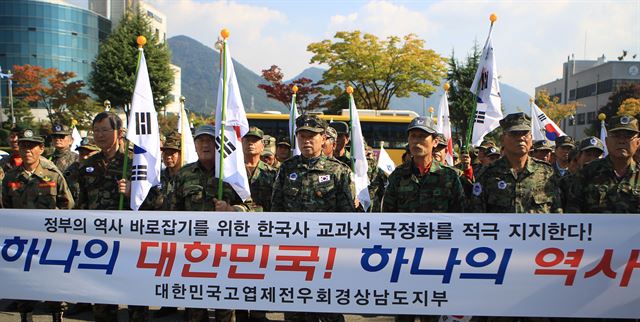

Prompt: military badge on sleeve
[
  {"left": 288, "top": 173, "right": 297, "bottom": 181},
  {"left": 497, "top": 180, "right": 507, "bottom": 190},
  {"left": 472, "top": 183, "right": 482, "bottom": 196}
]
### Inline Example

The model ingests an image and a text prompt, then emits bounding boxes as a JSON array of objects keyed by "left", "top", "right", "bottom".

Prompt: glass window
[
  {"left": 587, "top": 112, "right": 596, "bottom": 122},
  {"left": 577, "top": 113, "right": 586, "bottom": 125}
]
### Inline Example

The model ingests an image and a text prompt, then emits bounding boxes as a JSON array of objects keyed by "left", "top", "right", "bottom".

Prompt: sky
[{"left": 72, "top": 0, "right": 640, "bottom": 96}]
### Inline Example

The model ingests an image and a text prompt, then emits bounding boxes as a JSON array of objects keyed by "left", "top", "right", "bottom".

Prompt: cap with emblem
[
  {"left": 435, "top": 133, "right": 447, "bottom": 147},
  {"left": 578, "top": 136, "right": 604, "bottom": 152},
  {"left": 329, "top": 121, "right": 349, "bottom": 135},
  {"left": 407, "top": 117, "right": 437, "bottom": 134},
  {"left": 555, "top": 135, "right": 576, "bottom": 148},
  {"left": 295, "top": 115, "right": 328, "bottom": 134},
  {"left": 194, "top": 124, "right": 215, "bottom": 139},
  {"left": 479, "top": 140, "right": 496, "bottom": 150},
  {"left": 161, "top": 131, "right": 181, "bottom": 151},
  {"left": 276, "top": 136, "right": 291, "bottom": 147},
  {"left": 608, "top": 115, "right": 639, "bottom": 133},
  {"left": 532, "top": 140, "right": 553, "bottom": 151},
  {"left": 18, "top": 128, "right": 44, "bottom": 144},
  {"left": 51, "top": 123, "right": 71, "bottom": 135},
  {"left": 76, "top": 136, "right": 101, "bottom": 152},
  {"left": 486, "top": 146, "right": 501, "bottom": 157},
  {"left": 243, "top": 126, "right": 264, "bottom": 139},
  {"left": 325, "top": 126, "right": 338, "bottom": 140},
  {"left": 499, "top": 112, "right": 531, "bottom": 132}
]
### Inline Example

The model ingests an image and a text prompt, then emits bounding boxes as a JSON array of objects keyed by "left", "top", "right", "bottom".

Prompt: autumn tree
[
  {"left": 593, "top": 83, "right": 640, "bottom": 133},
  {"left": 617, "top": 97, "right": 640, "bottom": 117},
  {"left": 535, "top": 89, "right": 578, "bottom": 124},
  {"left": 257, "top": 65, "right": 324, "bottom": 112},
  {"left": 10, "top": 64, "right": 97, "bottom": 125},
  {"left": 90, "top": 9, "right": 173, "bottom": 112},
  {"left": 307, "top": 31, "right": 447, "bottom": 110}
]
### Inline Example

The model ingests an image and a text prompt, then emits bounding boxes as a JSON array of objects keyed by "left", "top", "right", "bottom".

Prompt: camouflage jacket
[
  {"left": 159, "top": 167, "right": 179, "bottom": 210},
  {"left": 565, "top": 156, "right": 640, "bottom": 213},
  {"left": 0, "top": 152, "right": 21, "bottom": 177},
  {"left": 271, "top": 154, "right": 356, "bottom": 212},
  {"left": 2, "top": 157, "right": 74, "bottom": 209},
  {"left": 170, "top": 161, "right": 250, "bottom": 212},
  {"left": 470, "top": 157, "right": 562, "bottom": 213},
  {"left": 382, "top": 159, "right": 465, "bottom": 213},
  {"left": 64, "top": 161, "right": 83, "bottom": 203},
  {"left": 49, "top": 149, "right": 79, "bottom": 173},
  {"left": 76, "top": 150, "right": 131, "bottom": 210},
  {"left": 558, "top": 172, "right": 576, "bottom": 210},
  {"left": 247, "top": 160, "right": 277, "bottom": 212},
  {"left": 335, "top": 150, "right": 351, "bottom": 167}
]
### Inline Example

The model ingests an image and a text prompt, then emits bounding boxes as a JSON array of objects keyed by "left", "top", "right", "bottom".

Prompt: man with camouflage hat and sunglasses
[{"left": 47, "top": 123, "right": 79, "bottom": 173}]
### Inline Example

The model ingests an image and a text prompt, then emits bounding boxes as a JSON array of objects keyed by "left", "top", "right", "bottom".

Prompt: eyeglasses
[{"left": 609, "top": 131, "right": 639, "bottom": 140}]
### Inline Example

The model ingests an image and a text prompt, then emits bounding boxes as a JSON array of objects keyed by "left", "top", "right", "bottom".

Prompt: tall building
[
  {"left": 535, "top": 55, "right": 640, "bottom": 139},
  {"left": 0, "top": 0, "right": 111, "bottom": 119}
]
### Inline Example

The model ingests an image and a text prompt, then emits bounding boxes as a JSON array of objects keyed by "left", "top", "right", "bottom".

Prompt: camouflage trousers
[{"left": 92, "top": 303, "right": 149, "bottom": 322}]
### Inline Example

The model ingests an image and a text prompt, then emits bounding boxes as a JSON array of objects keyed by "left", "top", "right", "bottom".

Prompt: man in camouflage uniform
[
  {"left": 366, "top": 143, "right": 388, "bottom": 212},
  {"left": 553, "top": 135, "right": 576, "bottom": 178},
  {"left": 260, "top": 135, "right": 278, "bottom": 167},
  {"left": 159, "top": 131, "right": 183, "bottom": 210},
  {"left": 530, "top": 139, "right": 554, "bottom": 163},
  {"left": 329, "top": 121, "right": 351, "bottom": 165},
  {"left": 323, "top": 126, "right": 338, "bottom": 158},
  {"left": 485, "top": 146, "right": 501, "bottom": 164},
  {"left": 64, "top": 137, "right": 101, "bottom": 210},
  {"left": 432, "top": 133, "right": 448, "bottom": 164},
  {"left": 558, "top": 137, "right": 605, "bottom": 210},
  {"left": 170, "top": 125, "right": 250, "bottom": 322},
  {"left": 0, "top": 125, "right": 23, "bottom": 180},
  {"left": 566, "top": 115, "right": 640, "bottom": 213},
  {"left": 75, "top": 111, "right": 148, "bottom": 322},
  {"left": 2, "top": 129, "right": 73, "bottom": 322},
  {"left": 271, "top": 115, "right": 355, "bottom": 322},
  {"left": 383, "top": 118, "right": 463, "bottom": 321},
  {"left": 471, "top": 113, "right": 561, "bottom": 214},
  {"left": 242, "top": 126, "right": 277, "bottom": 212},
  {"left": 47, "top": 123, "right": 79, "bottom": 173},
  {"left": 275, "top": 136, "right": 292, "bottom": 165}
]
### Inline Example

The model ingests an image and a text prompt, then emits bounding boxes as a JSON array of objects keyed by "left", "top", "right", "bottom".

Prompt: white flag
[
  {"left": 70, "top": 126, "right": 82, "bottom": 151},
  {"left": 376, "top": 142, "right": 396, "bottom": 176},
  {"left": 289, "top": 94, "right": 301, "bottom": 156},
  {"left": 214, "top": 40, "right": 251, "bottom": 201},
  {"left": 470, "top": 26, "right": 502, "bottom": 146},
  {"left": 436, "top": 89, "right": 454, "bottom": 166},
  {"left": 348, "top": 94, "right": 371, "bottom": 211},
  {"left": 531, "top": 102, "right": 566, "bottom": 142},
  {"left": 600, "top": 120, "right": 609, "bottom": 156},
  {"left": 178, "top": 103, "right": 198, "bottom": 165},
  {"left": 126, "top": 49, "right": 161, "bottom": 211}
]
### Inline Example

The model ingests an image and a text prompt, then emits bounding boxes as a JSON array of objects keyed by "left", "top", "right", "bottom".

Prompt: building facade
[{"left": 535, "top": 55, "right": 640, "bottom": 139}]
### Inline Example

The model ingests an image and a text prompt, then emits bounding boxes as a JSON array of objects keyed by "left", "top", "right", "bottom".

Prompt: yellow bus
[{"left": 246, "top": 109, "right": 419, "bottom": 165}]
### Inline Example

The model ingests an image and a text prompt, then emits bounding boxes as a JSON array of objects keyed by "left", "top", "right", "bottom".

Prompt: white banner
[{"left": 0, "top": 210, "right": 639, "bottom": 319}]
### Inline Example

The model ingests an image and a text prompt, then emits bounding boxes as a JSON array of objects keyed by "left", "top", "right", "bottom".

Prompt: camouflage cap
[
  {"left": 486, "top": 146, "right": 501, "bottom": 157},
  {"left": 578, "top": 136, "right": 604, "bottom": 152},
  {"left": 51, "top": 123, "right": 71, "bottom": 135},
  {"left": 499, "top": 112, "right": 531, "bottom": 132},
  {"left": 194, "top": 124, "right": 215, "bottom": 139},
  {"left": 325, "top": 126, "right": 338, "bottom": 140},
  {"left": 479, "top": 140, "right": 496, "bottom": 150},
  {"left": 295, "top": 115, "right": 327, "bottom": 134},
  {"left": 407, "top": 117, "right": 437, "bottom": 134},
  {"left": 276, "top": 136, "right": 291, "bottom": 147},
  {"left": 261, "top": 150, "right": 274, "bottom": 156},
  {"left": 18, "top": 128, "right": 44, "bottom": 144},
  {"left": 161, "top": 131, "right": 181, "bottom": 151},
  {"left": 76, "top": 136, "right": 100, "bottom": 152},
  {"left": 608, "top": 115, "right": 639, "bottom": 133},
  {"left": 555, "top": 135, "right": 576, "bottom": 148},
  {"left": 329, "top": 121, "right": 349, "bottom": 135},
  {"left": 244, "top": 126, "right": 264, "bottom": 139},
  {"left": 435, "top": 133, "right": 447, "bottom": 147},
  {"left": 532, "top": 140, "right": 554, "bottom": 151}
]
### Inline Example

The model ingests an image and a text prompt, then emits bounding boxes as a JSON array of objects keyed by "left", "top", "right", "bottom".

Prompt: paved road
[{"left": 0, "top": 300, "right": 394, "bottom": 322}]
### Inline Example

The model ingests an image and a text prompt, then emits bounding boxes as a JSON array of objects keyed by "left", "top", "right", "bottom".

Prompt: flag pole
[
  {"left": 119, "top": 35, "right": 146, "bottom": 210},
  {"left": 179, "top": 95, "right": 187, "bottom": 166},
  {"left": 217, "top": 29, "right": 230, "bottom": 200},
  {"left": 465, "top": 13, "right": 497, "bottom": 150},
  {"left": 347, "top": 85, "right": 355, "bottom": 171},
  {"left": 290, "top": 85, "right": 298, "bottom": 152}
]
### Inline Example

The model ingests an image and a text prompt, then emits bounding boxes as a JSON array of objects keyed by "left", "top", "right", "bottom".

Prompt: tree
[
  {"left": 90, "top": 9, "right": 173, "bottom": 112},
  {"left": 594, "top": 83, "right": 640, "bottom": 133},
  {"left": 535, "top": 89, "right": 578, "bottom": 124},
  {"left": 307, "top": 31, "right": 447, "bottom": 110},
  {"left": 11, "top": 64, "right": 92, "bottom": 124},
  {"left": 446, "top": 44, "right": 481, "bottom": 145},
  {"left": 257, "top": 65, "right": 324, "bottom": 112},
  {"left": 617, "top": 98, "right": 640, "bottom": 117}
]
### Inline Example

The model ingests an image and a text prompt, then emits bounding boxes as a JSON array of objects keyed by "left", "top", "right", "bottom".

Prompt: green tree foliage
[
  {"left": 594, "top": 83, "right": 640, "bottom": 133},
  {"left": 447, "top": 43, "right": 481, "bottom": 146},
  {"left": 90, "top": 10, "right": 173, "bottom": 112},
  {"left": 307, "top": 31, "right": 447, "bottom": 110}
]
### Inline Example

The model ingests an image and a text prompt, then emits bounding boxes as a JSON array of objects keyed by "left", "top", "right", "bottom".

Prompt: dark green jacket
[{"left": 247, "top": 160, "right": 277, "bottom": 212}]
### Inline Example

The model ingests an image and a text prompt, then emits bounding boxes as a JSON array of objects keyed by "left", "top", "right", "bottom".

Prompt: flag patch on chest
[{"left": 319, "top": 175, "right": 330, "bottom": 183}]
